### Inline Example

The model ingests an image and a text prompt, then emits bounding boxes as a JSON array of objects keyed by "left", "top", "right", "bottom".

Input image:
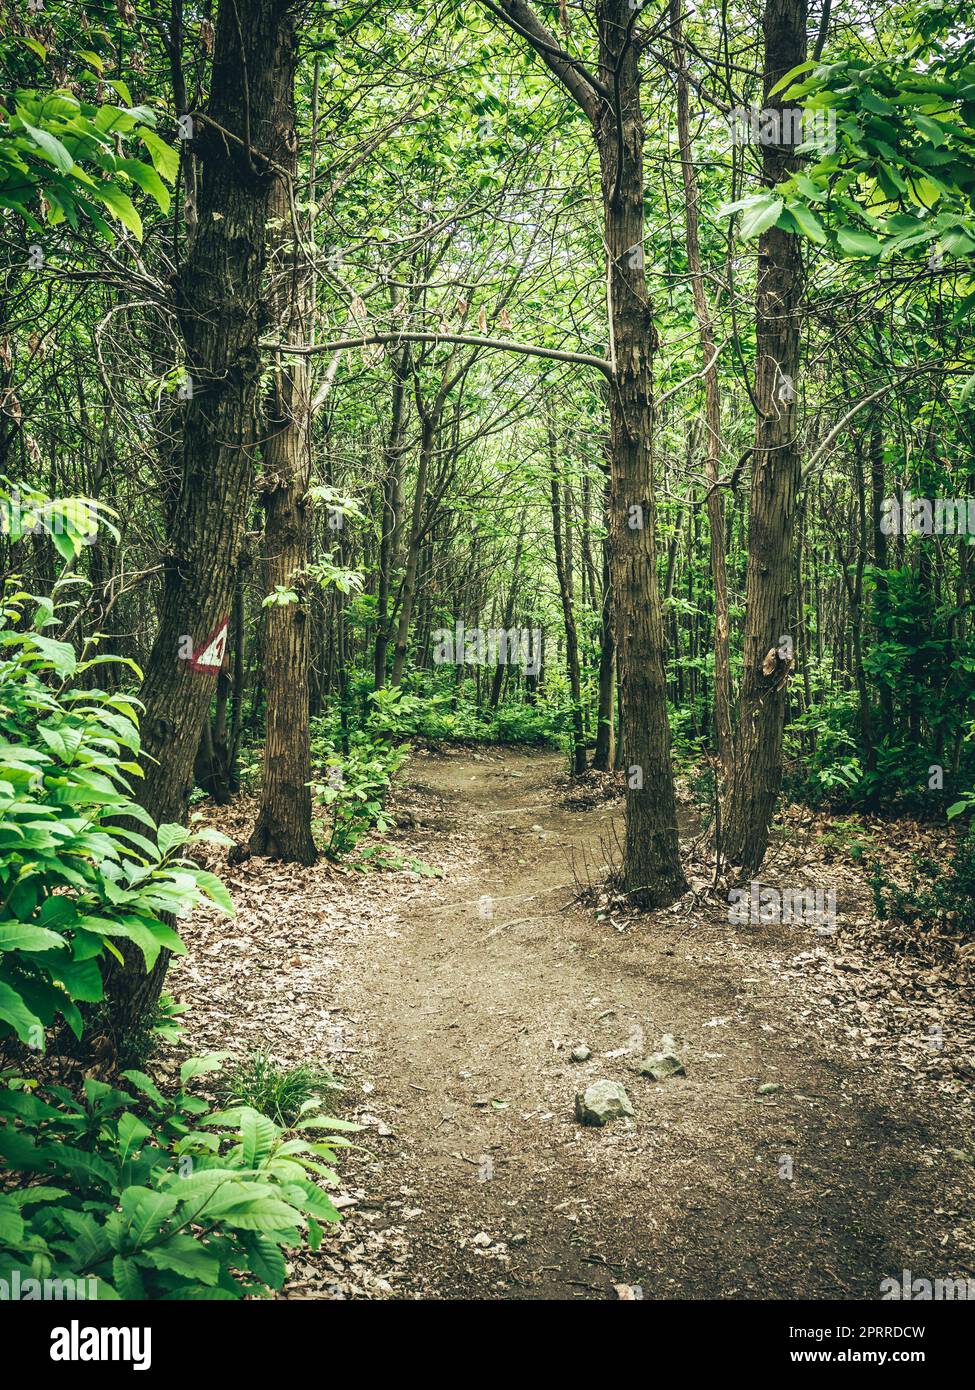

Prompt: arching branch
[{"left": 261, "top": 330, "right": 613, "bottom": 379}]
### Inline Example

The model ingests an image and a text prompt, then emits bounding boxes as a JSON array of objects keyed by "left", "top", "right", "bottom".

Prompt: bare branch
[{"left": 262, "top": 331, "right": 613, "bottom": 378}]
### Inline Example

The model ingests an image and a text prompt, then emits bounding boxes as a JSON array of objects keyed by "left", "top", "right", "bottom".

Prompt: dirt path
[{"left": 174, "top": 746, "right": 975, "bottom": 1301}]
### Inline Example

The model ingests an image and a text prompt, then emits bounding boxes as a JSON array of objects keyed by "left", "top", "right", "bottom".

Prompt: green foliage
[
  {"left": 0, "top": 85, "right": 175, "bottom": 239},
  {"left": 0, "top": 1060, "right": 355, "bottom": 1299},
  {"left": 787, "top": 563, "right": 975, "bottom": 811},
  {"left": 0, "top": 541, "right": 232, "bottom": 1051},
  {"left": 818, "top": 817, "right": 876, "bottom": 864},
  {"left": 220, "top": 1050, "right": 340, "bottom": 1128},
  {"left": 0, "top": 483, "right": 352, "bottom": 1301},
  {"left": 870, "top": 824, "right": 975, "bottom": 935},
  {"left": 310, "top": 728, "right": 408, "bottom": 858},
  {"left": 740, "top": 4, "right": 975, "bottom": 266}
]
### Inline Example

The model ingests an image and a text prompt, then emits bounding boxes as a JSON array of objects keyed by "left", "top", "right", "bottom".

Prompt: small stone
[
  {"left": 575, "top": 1080, "right": 634, "bottom": 1126},
  {"left": 570, "top": 1044, "right": 592, "bottom": 1063},
  {"left": 613, "top": 1283, "right": 644, "bottom": 1300},
  {"left": 471, "top": 1232, "right": 493, "bottom": 1248},
  {"left": 757, "top": 1082, "right": 782, "bottom": 1096},
  {"left": 638, "top": 1051, "right": 686, "bottom": 1081},
  {"left": 510, "top": 1232, "right": 528, "bottom": 1246}
]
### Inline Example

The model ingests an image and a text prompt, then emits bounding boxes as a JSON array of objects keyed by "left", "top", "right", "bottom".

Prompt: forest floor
[{"left": 168, "top": 746, "right": 975, "bottom": 1300}]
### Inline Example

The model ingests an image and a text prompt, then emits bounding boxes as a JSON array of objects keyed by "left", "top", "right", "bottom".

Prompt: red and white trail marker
[{"left": 186, "top": 617, "right": 229, "bottom": 674}]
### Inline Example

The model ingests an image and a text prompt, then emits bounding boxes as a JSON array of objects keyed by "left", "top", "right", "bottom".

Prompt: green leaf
[
  {"left": 217, "top": 1198, "right": 303, "bottom": 1233},
  {"left": 117, "top": 158, "right": 171, "bottom": 214},
  {"left": 112, "top": 1255, "right": 147, "bottom": 1299},
  {"left": 241, "top": 1108, "right": 280, "bottom": 1168},
  {"left": 741, "top": 195, "right": 784, "bottom": 241},
  {"left": 836, "top": 226, "right": 885, "bottom": 256},
  {"left": 157, "top": 823, "right": 190, "bottom": 856},
  {"left": 139, "top": 1235, "right": 220, "bottom": 1285},
  {"left": 192, "top": 871, "right": 235, "bottom": 916},
  {"left": 18, "top": 119, "right": 74, "bottom": 175},
  {"left": 0, "top": 980, "right": 43, "bottom": 1043},
  {"left": 140, "top": 129, "right": 179, "bottom": 183},
  {"left": 240, "top": 1231, "right": 287, "bottom": 1288},
  {"left": 0, "top": 1196, "right": 26, "bottom": 1245},
  {"left": 121, "top": 1188, "right": 179, "bottom": 1245},
  {"left": 785, "top": 200, "right": 827, "bottom": 244},
  {"left": 95, "top": 183, "right": 143, "bottom": 239},
  {"left": 179, "top": 1053, "right": 231, "bottom": 1085},
  {"left": 117, "top": 1110, "right": 152, "bottom": 1162},
  {"left": 0, "top": 921, "right": 64, "bottom": 952}
]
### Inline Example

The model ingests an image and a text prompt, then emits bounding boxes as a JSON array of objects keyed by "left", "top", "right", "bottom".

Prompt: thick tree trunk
[
  {"left": 722, "top": 0, "right": 807, "bottom": 873},
  {"left": 248, "top": 54, "right": 317, "bottom": 866},
  {"left": 488, "top": 0, "right": 684, "bottom": 904},
  {"left": 102, "top": 0, "right": 297, "bottom": 1043},
  {"left": 596, "top": 1, "right": 686, "bottom": 904}
]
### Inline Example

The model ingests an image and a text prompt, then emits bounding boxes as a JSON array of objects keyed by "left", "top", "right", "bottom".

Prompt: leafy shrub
[
  {"left": 0, "top": 483, "right": 352, "bottom": 1300},
  {"left": 0, "top": 578, "right": 231, "bottom": 1053},
  {"left": 870, "top": 824, "right": 975, "bottom": 935},
  {"left": 818, "top": 817, "right": 875, "bottom": 863},
  {"left": 0, "top": 1057, "right": 355, "bottom": 1299},
  {"left": 220, "top": 1050, "right": 340, "bottom": 1128},
  {"left": 310, "top": 730, "right": 408, "bottom": 858}
]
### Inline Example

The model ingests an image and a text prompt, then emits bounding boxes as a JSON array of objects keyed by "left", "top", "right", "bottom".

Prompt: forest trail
[{"left": 176, "top": 747, "right": 973, "bottom": 1301}]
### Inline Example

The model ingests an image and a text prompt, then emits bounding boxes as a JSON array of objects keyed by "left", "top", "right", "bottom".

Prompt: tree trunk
[
  {"left": 487, "top": 0, "right": 685, "bottom": 905},
  {"left": 671, "top": 0, "right": 732, "bottom": 780},
  {"left": 248, "top": 83, "right": 317, "bottom": 866},
  {"left": 490, "top": 521, "right": 525, "bottom": 708},
  {"left": 374, "top": 319, "right": 410, "bottom": 690},
  {"left": 596, "top": 1, "right": 686, "bottom": 904},
  {"left": 102, "top": 0, "right": 298, "bottom": 1043},
  {"left": 592, "top": 515, "right": 616, "bottom": 771},
  {"left": 722, "top": 0, "right": 807, "bottom": 873},
  {"left": 548, "top": 428, "right": 587, "bottom": 776},
  {"left": 390, "top": 412, "right": 434, "bottom": 687}
]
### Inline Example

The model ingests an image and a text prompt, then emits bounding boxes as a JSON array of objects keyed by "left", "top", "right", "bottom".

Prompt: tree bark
[
  {"left": 670, "top": 0, "right": 733, "bottom": 780},
  {"left": 248, "top": 83, "right": 317, "bottom": 865},
  {"left": 596, "top": 2, "right": 686, "bottom": 903},
  {"left": 592, "top": 510, "right": 616, "bottom": 771},
  {"left": 103, "top": 0, "right": 298, "bottom": 1042},
  {"left": 489, "top": 521, "right": 525, "bottom": 709},
  {"left": 548, "top": 427, "right": 587, "bottom": 776},
  {"left": 722, "top": 0, "right": 807, "bottom": 873},
  {"left": 483, "top": 0, "right": 687, "bottom": 904},
  {"left": 374, "top": 326, "right": 410, "bottom": 689}
]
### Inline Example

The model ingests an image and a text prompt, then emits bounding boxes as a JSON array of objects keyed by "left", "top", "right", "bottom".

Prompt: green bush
[
  {"left": 0, "top": 1058, "right": 354, "bottom": 1299},
  {"left": 310, "top": 729, "right": 408, "bottom": 858},
  {"left": 0, "top": 485, "right": 351, "bottom": 1300},
  {"left": 221, "top": 1050, "right": 340, "bottom": 1128},
  {"left": 0, "top": 577, "right": 231, "bottom": 1052},
  {"left": 870, "top": 824, "right": 975, "bottom": 936}
]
